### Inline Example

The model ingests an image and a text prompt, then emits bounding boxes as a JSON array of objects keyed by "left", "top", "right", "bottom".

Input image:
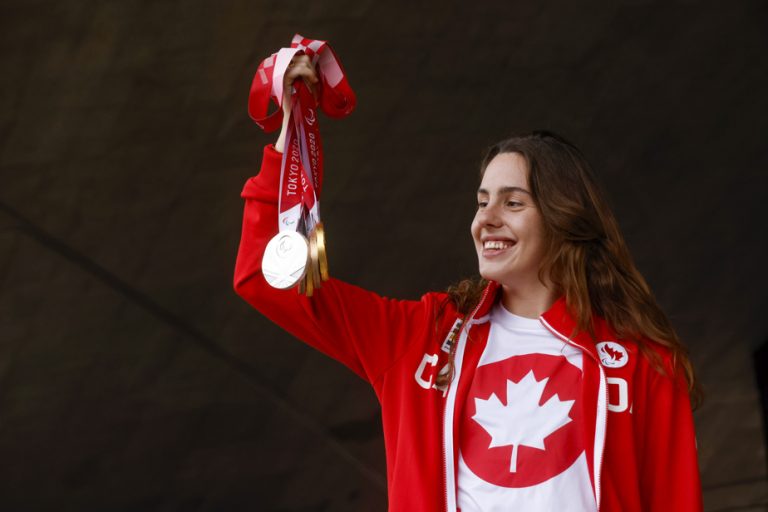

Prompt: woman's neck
[{"left": 500, "top": 279, "right": 557, "bottom": 319}]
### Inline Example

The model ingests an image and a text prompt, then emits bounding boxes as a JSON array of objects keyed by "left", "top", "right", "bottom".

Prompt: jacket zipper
[
  {"left": 539, "top": 317, "right": 607, "bottom": 512},
  {"left": 443, "top": 285, "right": 492, "bottom": 512}
]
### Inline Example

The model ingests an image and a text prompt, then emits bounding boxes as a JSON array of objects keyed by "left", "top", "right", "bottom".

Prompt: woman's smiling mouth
[{"left": 481, "top": 238, "right": 517, "bottom": 256}]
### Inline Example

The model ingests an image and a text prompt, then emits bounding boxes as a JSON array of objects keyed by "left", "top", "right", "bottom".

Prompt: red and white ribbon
[{"left": 248, "top": 34, "right": 356, "bottom": 234}]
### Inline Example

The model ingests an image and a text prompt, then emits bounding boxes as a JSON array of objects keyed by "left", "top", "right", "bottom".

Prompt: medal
[
  {"left": 308, "top": 227, "right": 322, "bottom": 288},
  {"left": 250, "top": 34, "right": 355, "bottom": 294},
  {"left": 262, "top": 231, "right": 309, "bottom": 289},
  {"left": 314, "top": 222, "right": 329, "bottom": 282},
  {"left": 299, "top": 229, "right": 316, "bottom": 296}
]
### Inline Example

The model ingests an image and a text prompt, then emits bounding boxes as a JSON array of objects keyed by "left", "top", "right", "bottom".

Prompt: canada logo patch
[{"left": 596, "top": 341, "right": 628, "bottom": 368}]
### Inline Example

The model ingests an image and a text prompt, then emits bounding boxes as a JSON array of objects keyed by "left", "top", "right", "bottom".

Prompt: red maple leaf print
[{"left": 602, "top": 345, "right": 623, "bottom": 362}]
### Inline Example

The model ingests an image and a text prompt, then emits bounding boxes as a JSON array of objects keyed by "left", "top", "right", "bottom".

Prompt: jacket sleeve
[
  {"left": 233, "top": 144, "right": 436, "bottom": 385},
  {"left": 637, "top": 351, "right": 703, "bottom": 511}
]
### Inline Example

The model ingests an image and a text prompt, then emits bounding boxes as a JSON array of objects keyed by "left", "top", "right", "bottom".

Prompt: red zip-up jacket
[{"left": 233, "top": 144, "right": 704, "bottom": 511}]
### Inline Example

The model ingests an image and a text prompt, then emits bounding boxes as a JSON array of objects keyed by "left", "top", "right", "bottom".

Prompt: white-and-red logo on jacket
[{"left": 596, "top": 341, "right": 628, "bottom": 368}]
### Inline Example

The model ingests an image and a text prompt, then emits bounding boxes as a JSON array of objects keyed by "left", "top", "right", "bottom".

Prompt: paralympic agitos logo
[{"left": 304, "top": 108, "right": 316, "bottom": 126}]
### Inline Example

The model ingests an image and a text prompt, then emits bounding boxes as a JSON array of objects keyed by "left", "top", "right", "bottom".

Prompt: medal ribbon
[{"left": 248, "top": 34, "right": 355, "bottom": 234}]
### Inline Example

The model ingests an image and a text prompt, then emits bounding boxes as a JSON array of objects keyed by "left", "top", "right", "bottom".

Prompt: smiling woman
[
  {"left": 233, "top": 53, "right": 704, "bottom": 511},
  {"left": 434, "top": 132, "right": 704, "bottom": 510}
]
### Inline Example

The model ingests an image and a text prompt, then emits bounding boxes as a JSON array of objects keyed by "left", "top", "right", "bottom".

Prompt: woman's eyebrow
[{"left": 477, "top": 186, "right": 532, "bottom": 196}]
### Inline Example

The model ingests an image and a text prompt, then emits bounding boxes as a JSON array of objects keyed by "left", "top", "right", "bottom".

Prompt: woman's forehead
[{"left": 480, "top": 152, "right": 529, "bottom": 192}]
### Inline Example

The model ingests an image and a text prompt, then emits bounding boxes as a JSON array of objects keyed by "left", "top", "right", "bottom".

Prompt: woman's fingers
[
  {"left": 282, "top": 54, "right": 320, "bottom": 112},
  {"left": 285, "top": 55, "right": 319, "bottom": 86}
]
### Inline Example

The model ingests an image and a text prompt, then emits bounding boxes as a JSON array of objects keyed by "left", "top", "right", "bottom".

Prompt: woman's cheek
[{"left": 470, "top": 219, "right": 481, "bottom": 246}]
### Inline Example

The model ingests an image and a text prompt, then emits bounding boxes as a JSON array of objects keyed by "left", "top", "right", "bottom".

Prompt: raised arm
[{"left": 233, "top": 140, "right": 442, "bottom": 385}]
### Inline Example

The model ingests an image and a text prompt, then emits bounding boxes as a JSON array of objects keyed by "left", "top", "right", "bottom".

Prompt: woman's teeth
[{"left": 484, "top": 240, "right": 513, "bottom": 250}]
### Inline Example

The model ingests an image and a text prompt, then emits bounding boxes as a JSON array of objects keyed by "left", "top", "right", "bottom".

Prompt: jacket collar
[
  {"left": 470, "top": 280, "right": 500, "bottom": 320},
  {"left": 472, "top": 280, "right": 601, "bottom": 362}
]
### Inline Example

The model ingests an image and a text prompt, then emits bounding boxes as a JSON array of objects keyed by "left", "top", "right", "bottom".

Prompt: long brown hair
[{"left": 438, "top": 130, "right": 703, "bottom": 409}]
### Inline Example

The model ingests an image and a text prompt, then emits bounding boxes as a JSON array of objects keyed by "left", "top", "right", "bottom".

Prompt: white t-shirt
[{"left": 457, "top": 303, "right": 597, "bottom": 512}]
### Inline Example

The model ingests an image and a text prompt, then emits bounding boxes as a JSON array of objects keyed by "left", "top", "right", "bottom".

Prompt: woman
[{"left": 234, "top": 56, "right": 703, "bottom": 511}]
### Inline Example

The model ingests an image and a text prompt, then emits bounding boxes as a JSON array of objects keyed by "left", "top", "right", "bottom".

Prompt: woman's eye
[
  {"left": 477, "top": 201, "right": 488, "bottom": 208},
  {"left": 506, "top": 201, "right": 523, "bottom": 208}
]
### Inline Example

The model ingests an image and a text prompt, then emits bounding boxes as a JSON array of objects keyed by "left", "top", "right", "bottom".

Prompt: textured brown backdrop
[{"left": 1, "top": 0, "right": 767, "bottom": 510}]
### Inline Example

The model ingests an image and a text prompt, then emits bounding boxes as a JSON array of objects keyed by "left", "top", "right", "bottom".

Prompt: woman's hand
[{"left": 275, "top": 54, "right": 319, "bottom": 153}]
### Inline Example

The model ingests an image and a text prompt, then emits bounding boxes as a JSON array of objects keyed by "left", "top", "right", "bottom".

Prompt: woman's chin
[{"left": 477, "top": 266, "right": 506, "bottom": 284}]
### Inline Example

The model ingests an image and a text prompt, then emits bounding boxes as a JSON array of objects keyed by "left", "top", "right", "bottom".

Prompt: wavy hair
[{"left": 436, "top": 130, "right": 703, "bottom": 409}]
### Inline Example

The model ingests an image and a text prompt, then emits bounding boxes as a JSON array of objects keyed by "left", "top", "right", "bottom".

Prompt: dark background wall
[{"left": 1, "top": 0, "right": 766, "bottom": 510}]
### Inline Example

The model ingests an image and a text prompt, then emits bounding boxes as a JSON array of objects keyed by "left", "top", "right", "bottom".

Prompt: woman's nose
[{"left": 477, "top": 203, "right": 502, "bottom": 227}]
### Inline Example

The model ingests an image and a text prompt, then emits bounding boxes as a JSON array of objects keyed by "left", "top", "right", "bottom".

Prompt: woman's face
[{"left": 471, "top": 152, "right": 548, "bottom": 287}]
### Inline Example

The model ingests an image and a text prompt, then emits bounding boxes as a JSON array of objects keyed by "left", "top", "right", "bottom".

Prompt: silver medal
[{"left": 262, "top": 231, "right": 309, "bottom": 289}]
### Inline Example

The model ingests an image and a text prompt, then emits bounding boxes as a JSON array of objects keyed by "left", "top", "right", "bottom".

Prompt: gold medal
[
  {"left": 298, "top": 264, "right": 313, "bottom": 296},
  {"left": 315, "top": 222, "right": 329, "bottom": 281},
  {"left": 303, "top": 263, "right": 315, "bottom": 296},
  {"left": 309, "top": 228, "right": 322, "bottom": 289}
]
